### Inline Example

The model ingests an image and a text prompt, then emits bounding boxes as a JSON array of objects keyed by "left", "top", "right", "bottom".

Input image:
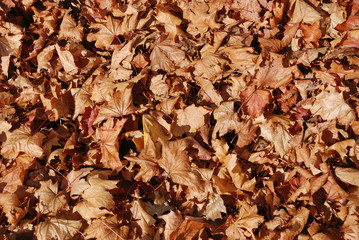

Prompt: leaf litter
[{"left": 1, "top": 0, "right": 359, "bottom": 239}]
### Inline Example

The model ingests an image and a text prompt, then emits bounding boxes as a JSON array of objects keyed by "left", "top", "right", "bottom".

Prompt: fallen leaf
[
  {"left": 1, "top": 125, "right": 45, "bottom": 159},
  {"left": 159, "top": 139, "right": 205, "bottom": 192},
  {"left": 36, "top": 218, "right": 82, "bottom": 240}
]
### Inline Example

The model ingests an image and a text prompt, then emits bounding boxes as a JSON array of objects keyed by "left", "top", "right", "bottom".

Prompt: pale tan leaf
[
  {"left": 35, "top": 180, "right": 68, "bottom": 215},
  {"left": 1, "top": 125, "right": 45, "bottom": 159},
  {"left": 36, "top": 218, "right": 82, "bottom": 240}
]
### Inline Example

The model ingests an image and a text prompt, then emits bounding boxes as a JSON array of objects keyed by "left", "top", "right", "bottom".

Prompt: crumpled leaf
[
  {"left": 159, "top": 210, "right": 183, "bottom": 240},
  {"left": 0, "top": 192, "right": 26, "bottom": 226}
]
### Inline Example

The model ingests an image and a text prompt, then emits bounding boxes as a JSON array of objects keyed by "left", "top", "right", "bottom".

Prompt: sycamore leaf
[
  {"left": 159, "top": 139, "right": 205, "bottom": 192},
  {"left": 172, "top": 104, "right": 211, "bottom": 136},
  {"left": 1, "top": 125, "right": 45, "bottom": 159},
  {"left": 36, "top": 218, "right": 82, "bottom": 240},
  {"left": 35, "top": 180, "right": 68, "bottom": 215},
  {"left": 226, "top": 201, "right": 264, "bottom": 240}
]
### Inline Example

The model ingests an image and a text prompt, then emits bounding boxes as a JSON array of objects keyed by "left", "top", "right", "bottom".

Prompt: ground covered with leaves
[{"left": 1, "top": 0, "right": 359, "bottom": 239}]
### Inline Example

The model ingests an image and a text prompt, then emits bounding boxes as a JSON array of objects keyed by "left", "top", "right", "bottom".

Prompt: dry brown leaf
[
  {"left": 87, "top": 16, "right": 123, "bottom": 50},
  {"left": 309, "top": 86, "right": 355, "bottom": 126},
  {"left": 36, "top": 218, "right": 82, "bottom": 240},
  {"left": 1, "top": 125, "right": 45, "bottom": 159},
  {"left": 241, "top": 86, "right": 271, "bottom": 118},
  {"left": 94, "top": 84, "right": 137, "bottom": 124},
  {"left": 150, "top": 36, "right": 186, "bottom": 72},
  {"left": 84, "top": 216, "right": 128, "bottom": 240},
  {"left": 159, "top": 210, "right": 183, "bottom": 240},
  {"left": 96, "top": 118, "right": 127, "bottom": 171},
  {"left": 59, "top": 11, "right": 84, "bottom": 42},
  {"left": 35, "top": 180, "right": 68, "bottom": 215},
  {"left": 172, "top": 104, "right": 211, "bottom": 136},
  {"left": 73, "top": 170, "right": 118, "bottom": 221},
  {"left": 159, "top": 139, "right": 205, "bottom": 192},
  {"left": 335, "top": 167, "right": 359, "bottom": 187}
]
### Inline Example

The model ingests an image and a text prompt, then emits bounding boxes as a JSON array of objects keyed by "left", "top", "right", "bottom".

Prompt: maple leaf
[
  {"left": 225, "top": 201, "right": 264, "bottom": 240},
  {"left": 36, "top": 218, "right": 82, "bottom": 240},
  {"left": 1, "top": 125, "right": 45, "bottom": 159},
  {"left": 204, "top": 194, "right": 227, "bottom": 221},
  {"left": 96, "top": 118, "right": 127, "bottom": 171},
  {"left": 212, "top": 101, "right": 240, "bottom": 137},
  {"left": 0, "top": 192, "right": 26, "bottom": 226},
  {"left": 159, "top": 139, "right": 205, "bottom": 192},
  {"left": 34, "top": 180, "right": 68, "bottom": 215},
  {"left": 308, "top": 86, "right": 355, "bottom": 126},
  {"left": 254, "top": 53, "right": 301, "bottom": 89},
  {"left": 131, "top": 200, "right": 156, "bottom": 238},
  {"left": 150, "top": 35, "right": 186, "bottom": 72},
  {"left": 336, "top": 0, "right": 359, "bottom": 31},
  {"left": 94, "top": 84, "right": 138, "bottom": 124},
  {"left": 241, "top": 86, "right": 271, "bottom": 118},
  {"left": 55, "top": 44, "right": 78, "bottom": 74},
  {"left": 159, "top": 210, "right": 183, "bottom": 240},
  {"left": 59, "top": 11, "right": 84, "bottom": 42},
  {"left": 193, "top": 51, "right": 227, "bottom": 81},
  {"left": 87, "top": 16, "right": 123, "bottom": 50},
  {"left": 84, "top": 216, "right": 128, "bottom": 240},
  {"left": 172, "top": 104, "right": 211, "bottom": 136},
  {"left": 64, "top": 168, "right": 93, "bottom": 198},
  {"left": 73, "top": 170, "right": 118, "bottom": 221}
]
